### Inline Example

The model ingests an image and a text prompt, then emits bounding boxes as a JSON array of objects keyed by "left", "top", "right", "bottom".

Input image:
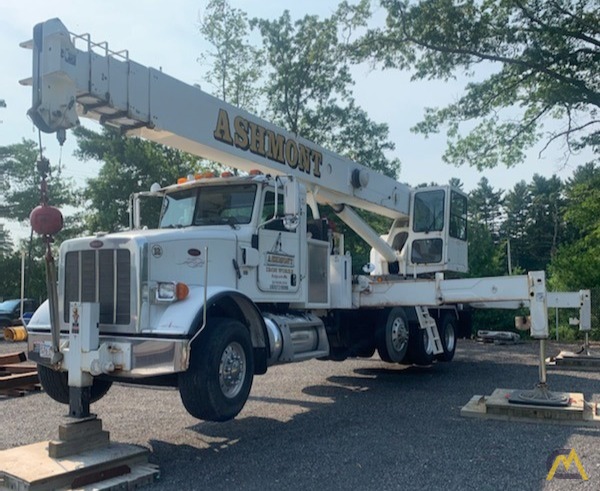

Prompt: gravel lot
[{"left": 2, "top": 339, "right": 600, "bottom": 490}]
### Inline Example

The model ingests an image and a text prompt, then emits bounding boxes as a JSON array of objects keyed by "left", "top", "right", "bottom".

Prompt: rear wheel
[
  {"left": 179, "top": 318, "right": 254, "bottom": 422},
  {"left": 376, "top": 308, "right": 409, "bottom": 363},
  {"left": 436, "top": 313, "right": 457, "bottom": 362},
  {"left": 37, "top": 364, "right": 112, "bottom": 404},
  {"left": 406, "top": 322, "right": 434, "bottom": 366}
]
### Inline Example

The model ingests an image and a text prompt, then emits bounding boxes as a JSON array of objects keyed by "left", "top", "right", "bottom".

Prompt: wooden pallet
[{"left": 0, "top": 351, "right": 40, "bottom": 397}]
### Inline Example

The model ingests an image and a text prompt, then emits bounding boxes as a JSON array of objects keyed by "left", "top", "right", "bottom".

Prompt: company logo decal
[{"left": 213, "top": 108, "right": 322, "bottom": 178}]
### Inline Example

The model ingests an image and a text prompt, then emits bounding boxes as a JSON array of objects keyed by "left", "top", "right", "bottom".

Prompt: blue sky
[{"left": 0, "top": 1, "right": 587, "bottom": 239}]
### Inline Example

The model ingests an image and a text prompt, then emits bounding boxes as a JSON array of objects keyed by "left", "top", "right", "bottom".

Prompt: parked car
[{"left": 0, "top": 299, "right": 39, "bottom": 329}]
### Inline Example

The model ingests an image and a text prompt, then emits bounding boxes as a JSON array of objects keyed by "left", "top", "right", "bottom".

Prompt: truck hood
[{"left": 64, "top": 226, "right": 243, "bottom": 248}]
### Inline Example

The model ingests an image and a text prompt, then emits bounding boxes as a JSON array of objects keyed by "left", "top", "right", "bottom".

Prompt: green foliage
[
  {"left": 0, "top": 253, "right": 22, "bottom": 299},
  {"left": 0, "top": 139, "right": 81, "bottom": 223},
  {"left": 500, "top": 180, "right": 530, "bottom": 270},
  {"left": 0, "top": 225, "right": 13, "bottom": 255},
  {"left": 467, "top": 221, "right": 504, "bottom": 277},
  {"left": 549, "top": 163, "right": 600, "bottom": 290},
  {"left": 252, "top": 7, "right": 400, "bottom": 178},
  {"left": 469, "top": 177, "right": 504, "bottom": 240},
  {"left": 198, "top": 0, "right": 262, "bottom": 111},
  {"left": 524, "top": 174, "right": 564, "bottom": 270},
  {"left": 73, "top": 127, "right": 203, "bottom": 232},
  {"left": 354, "top": 0, "right": 599, "bottom": 168}
]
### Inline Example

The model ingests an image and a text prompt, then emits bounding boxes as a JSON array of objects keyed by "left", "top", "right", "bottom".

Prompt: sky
[{"left": 0, "top": 0, "right": 588, "bottom": 241}]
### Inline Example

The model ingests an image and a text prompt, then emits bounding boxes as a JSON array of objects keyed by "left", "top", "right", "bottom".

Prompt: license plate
[{"left": 37, "top": 342, "right": 53, "bottom": 359}]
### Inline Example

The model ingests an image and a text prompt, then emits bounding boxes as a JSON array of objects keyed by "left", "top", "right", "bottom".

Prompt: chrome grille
[{"left": 64, "top": 249, "right": 131, "bottom": 324}]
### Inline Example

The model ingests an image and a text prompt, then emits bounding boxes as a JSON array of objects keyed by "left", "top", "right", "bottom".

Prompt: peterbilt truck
[{"left": 22, "top": 19, "right": 591, "bottom": 422}]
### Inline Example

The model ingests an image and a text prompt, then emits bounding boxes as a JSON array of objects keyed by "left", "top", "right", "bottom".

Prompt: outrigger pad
[{"left": 508, "top": 384, "right": 570, "bottom": 407}]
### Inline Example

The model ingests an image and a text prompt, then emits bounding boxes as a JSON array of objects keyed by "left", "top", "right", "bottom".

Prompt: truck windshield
[{"left": 159, "top": 184, "right": 257, "bottom": 228}]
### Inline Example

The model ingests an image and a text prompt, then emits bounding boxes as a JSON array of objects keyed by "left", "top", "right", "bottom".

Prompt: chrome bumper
[{"left": 28, "top": 332, "right": 190, "bottom": 378}]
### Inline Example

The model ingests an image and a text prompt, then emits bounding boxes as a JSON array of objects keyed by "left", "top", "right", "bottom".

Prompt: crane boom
[{"left": 25, "top": 18, "right": 410, "bottom": 219}]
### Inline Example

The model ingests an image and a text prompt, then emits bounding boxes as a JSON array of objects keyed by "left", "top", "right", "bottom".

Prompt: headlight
[{"left": 155, "top": 282, "right": 189, "bottom": 302}]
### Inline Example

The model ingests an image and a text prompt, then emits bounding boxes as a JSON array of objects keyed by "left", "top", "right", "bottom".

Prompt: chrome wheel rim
[
  {"left": 219, "top": 341, "right": 246, "bottom": 399},
  {"left": 445, "top": 322, "right": 456, "bottom": 352},
  {"left": 424, "top": 330, "right": 434, "bottom": 355},
  {"left": 390, "top": 317, "right": 409, "bottom": 353}
]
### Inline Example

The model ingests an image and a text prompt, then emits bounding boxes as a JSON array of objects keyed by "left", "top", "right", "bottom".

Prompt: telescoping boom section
[{"left": 25, "top": 18, "right": 409, "bottom": 220}]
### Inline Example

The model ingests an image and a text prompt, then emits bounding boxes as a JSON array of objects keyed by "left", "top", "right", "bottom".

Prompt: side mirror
[
  {"left": 283, "top": 179, "right": 300, "bottom": 217},
  {"left": 283, "top": 179, "right": 301, "bottom": 231}
]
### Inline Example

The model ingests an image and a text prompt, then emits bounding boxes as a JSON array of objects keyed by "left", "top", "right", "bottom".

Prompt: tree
[
  {"left": 0, "top": 224, "right": 13, "bottom": 255},
  {"left": 549, "top": 163, "right": 600, "bottom": 289},
  {"left": 466, "top": 178, "right": 505, "bottom": 279},
  {"left": 73, "top": 127, "right": 203, "bottom": 232},
  {"left": 354, "top": 0, "right": 599, "bottom": 169},
  {"left": 198, "top": 0, "right": 262, "bottom": 111},
  {"left": 524, "top": 174, "right": 564, "bottom": 270},
  {"left": 252, "top": 7, "right": 401, "bottom": 271},
  {"left": 469, "top": 177, "right": 504, "bottom": 240},
  {"left": 0, "top": 140, "right": 80, "bottom": 223},
  {"left": 253, "top": 8, "right": 400, "bottom": 178},
  {"left": 0, "top": 140, "right": 82, "bottom": 300},
  {"left": 501, "top": 180, "right": 531, "bottom": 271}
]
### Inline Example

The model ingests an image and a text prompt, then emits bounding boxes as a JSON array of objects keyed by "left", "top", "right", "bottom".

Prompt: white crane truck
[{"left": 23, "top": 19, "right": 591, "bottom": 421}]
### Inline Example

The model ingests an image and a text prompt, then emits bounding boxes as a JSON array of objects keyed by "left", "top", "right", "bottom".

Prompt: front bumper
[{"left": 28, "top": 332, "right": 190, "bottom": 378}]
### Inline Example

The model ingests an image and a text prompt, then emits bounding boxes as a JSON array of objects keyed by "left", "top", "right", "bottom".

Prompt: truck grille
[{"left": 64, "top": 249, "right": 131, "bottom": 325}]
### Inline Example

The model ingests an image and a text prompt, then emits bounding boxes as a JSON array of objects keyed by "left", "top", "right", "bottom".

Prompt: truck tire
[
  {"left": 376, "top": 308, "right": 409, "bottom": 363},
  {"left": 436, "top": 313, "right": 457, "bottom": 362},
  {"left": 37, "top": 364, "right": 113, "bottom": 404},
  {"left": 179, "top": 318, "right": 254, "bottom": 422},
  {"left": 406, "top": 322, "right": 434, "bottom": 366}
]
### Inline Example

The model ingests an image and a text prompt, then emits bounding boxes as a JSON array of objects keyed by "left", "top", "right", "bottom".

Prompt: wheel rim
[
  {"left": 424, "top": 330, "right": 434, "bottom": 355},
  {"left": 445, "top": 321, "right": 456, "bottom": 352},
  {"left": 390, "top": 317, "right": 409, "bottom": 353},
  {"left": 219, "top": 341, "right": 246, "bottom": 399}
]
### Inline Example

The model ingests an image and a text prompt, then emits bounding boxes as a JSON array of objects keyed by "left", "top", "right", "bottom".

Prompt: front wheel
[
  {"left": 37, "top": 364, "right": 112, "bottom": 404},
  {"left": 179, "top": 318, "right": 254, "bottom": 422}
]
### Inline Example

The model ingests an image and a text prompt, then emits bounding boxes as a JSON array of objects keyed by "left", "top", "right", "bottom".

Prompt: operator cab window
[
  {"left": 449, "top": 191, "right": 468, "bottom": 241},
  {"left": 413, "top": 190, "right": 445, "bottom": 233}
]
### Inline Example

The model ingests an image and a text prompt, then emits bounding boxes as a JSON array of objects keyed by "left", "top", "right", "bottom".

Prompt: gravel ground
[{"left": 1, "top": 339, "right": 600, "bottom": 490}]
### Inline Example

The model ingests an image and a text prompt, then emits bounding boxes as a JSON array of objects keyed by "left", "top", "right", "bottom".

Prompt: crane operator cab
[{"left": 371, "top": 185, "right": 468, "bottom": 277}]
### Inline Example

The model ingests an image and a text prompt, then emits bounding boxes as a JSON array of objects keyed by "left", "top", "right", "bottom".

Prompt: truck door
[{"left": 257, "top": 190, "right": 301, "bottom": 293}]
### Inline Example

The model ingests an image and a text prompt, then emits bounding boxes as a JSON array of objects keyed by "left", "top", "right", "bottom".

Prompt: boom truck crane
[{"left": 22, "top": 18, "right": 591, "bottom": 422}]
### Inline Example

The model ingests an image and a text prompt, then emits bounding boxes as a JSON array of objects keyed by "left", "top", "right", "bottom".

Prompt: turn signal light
[{"left": 176, "top": 282, "right": 190, "bottom": 300}]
